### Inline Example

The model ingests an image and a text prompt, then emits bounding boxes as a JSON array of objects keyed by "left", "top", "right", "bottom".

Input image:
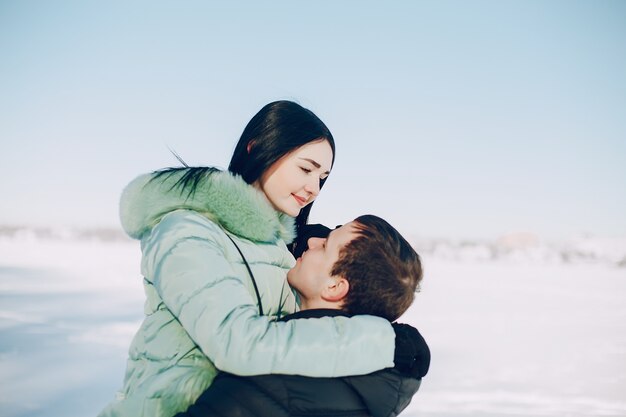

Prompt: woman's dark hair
[{"left": 228, "top": 100, "right": 336, "bottom": 243}]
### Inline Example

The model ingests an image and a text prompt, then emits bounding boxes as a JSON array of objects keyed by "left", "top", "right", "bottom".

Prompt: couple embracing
[{"left": 99, "top": 100, "right": 430, "bottom": 417}]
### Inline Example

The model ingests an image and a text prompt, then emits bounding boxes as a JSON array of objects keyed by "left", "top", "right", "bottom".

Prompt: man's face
[{"left": 287, "top": 221, "right": 359, "bottom": 302}]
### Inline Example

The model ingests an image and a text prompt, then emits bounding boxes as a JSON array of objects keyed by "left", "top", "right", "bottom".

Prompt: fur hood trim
[{"left": 119, "top": 169, "right": 296, "bottom": 244}]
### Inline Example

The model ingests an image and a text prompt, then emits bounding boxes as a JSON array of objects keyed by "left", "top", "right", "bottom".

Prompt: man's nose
[{"left": 307, "top": 237, "right": 325, "bottom": 249}]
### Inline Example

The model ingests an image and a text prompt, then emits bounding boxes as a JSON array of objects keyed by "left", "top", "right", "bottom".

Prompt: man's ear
[
  {"left": 321, "top": 277, "right": 349, "bottom": 302},
  {"left": 246, "top": 140, "right": 256, "bottom": 153}
]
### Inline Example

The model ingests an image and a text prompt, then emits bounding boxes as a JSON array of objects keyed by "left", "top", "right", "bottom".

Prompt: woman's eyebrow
[{"left": 298, "top": 157, "right": 330, "bottom": 174}]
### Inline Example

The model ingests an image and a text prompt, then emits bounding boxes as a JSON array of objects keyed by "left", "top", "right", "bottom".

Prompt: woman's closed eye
[{"left": 301, "top": 166, "right": 329, "bottom": 181}]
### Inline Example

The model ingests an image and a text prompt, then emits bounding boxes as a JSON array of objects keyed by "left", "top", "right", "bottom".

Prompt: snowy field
[{"left": 1, "top": 233, "right": 625, "bottom": 417}]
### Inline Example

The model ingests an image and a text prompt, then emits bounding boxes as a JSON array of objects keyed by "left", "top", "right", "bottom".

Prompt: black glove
[
  {"left": 393, "top": 322, "right": 431, "bottom": 379},
  {"left": 292, "top": 223, "right": 332, "bottom": 258}
]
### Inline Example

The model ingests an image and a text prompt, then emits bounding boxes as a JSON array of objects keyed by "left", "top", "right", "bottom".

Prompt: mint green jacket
[{"left": 98, "top": 169, "right": 395, "bottom": 417}]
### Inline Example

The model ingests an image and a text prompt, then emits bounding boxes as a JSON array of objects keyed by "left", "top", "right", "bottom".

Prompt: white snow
[
  {"left": 0, "top": 232, "right": 625, "bottom": 417},
  {"left": 400, "top": 260, "right": 626, "bottom": 416}
]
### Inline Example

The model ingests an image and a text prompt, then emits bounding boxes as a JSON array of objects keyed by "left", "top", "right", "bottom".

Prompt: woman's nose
[{"left": 304, "top": 177, "right": 321, "bottom": 196}]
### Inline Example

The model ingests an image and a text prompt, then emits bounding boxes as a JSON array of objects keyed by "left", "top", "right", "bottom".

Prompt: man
[{"left": 176, "top": 215, "right": 430, "bottom": 417}]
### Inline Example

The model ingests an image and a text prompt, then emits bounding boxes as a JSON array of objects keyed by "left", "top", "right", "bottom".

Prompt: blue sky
[{"left": 1, "top": 1, "right": 625, "bottom": 239}]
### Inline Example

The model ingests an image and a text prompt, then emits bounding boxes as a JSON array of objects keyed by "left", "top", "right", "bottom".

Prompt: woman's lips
[{"left": 292, "top": 194, "right": 306, "bottom": 206}]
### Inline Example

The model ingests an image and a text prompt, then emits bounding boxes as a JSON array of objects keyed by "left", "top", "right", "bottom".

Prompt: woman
[{"left": 99, "top": 101, "right": 397, "bottom": 417}]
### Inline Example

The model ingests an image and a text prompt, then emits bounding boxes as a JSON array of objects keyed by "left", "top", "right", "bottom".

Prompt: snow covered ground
[{"left": 1, "top": 232, "right": 625, "bottom": 417}]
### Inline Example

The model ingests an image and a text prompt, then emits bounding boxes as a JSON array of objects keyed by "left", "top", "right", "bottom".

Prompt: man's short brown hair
[{"left": 331, "top": 215, "right": 423, "bottom": 321}]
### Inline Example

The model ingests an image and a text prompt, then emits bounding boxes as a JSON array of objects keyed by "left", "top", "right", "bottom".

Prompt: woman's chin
[
  {"left": 279, "top": 204, "right": 301, "bottom": 218},
  {"left": 286, "top": 210, "right": 300, "bottom": 217}
]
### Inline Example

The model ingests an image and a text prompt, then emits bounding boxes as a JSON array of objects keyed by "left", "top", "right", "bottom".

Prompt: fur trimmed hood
[{"left": 119, "top": 169, "right": 296, "bottom": 244}]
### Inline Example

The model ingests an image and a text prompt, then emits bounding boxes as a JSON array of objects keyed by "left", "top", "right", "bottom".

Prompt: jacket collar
[
  {"left": 279, "top": 309, "right": 350, "bottom": 322},
  {"left": 120, "top": 169, "right": 296, "bottom": 244}
]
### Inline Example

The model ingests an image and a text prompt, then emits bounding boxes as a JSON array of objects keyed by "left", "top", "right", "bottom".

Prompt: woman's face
[{"left": 255, "top": 139, "right": 333, "bottom": 217}]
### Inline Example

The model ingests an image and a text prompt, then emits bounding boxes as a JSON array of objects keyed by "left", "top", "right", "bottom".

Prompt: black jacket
[{"left": 175, "top": 309, "right": 428, "bottom": 417}]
